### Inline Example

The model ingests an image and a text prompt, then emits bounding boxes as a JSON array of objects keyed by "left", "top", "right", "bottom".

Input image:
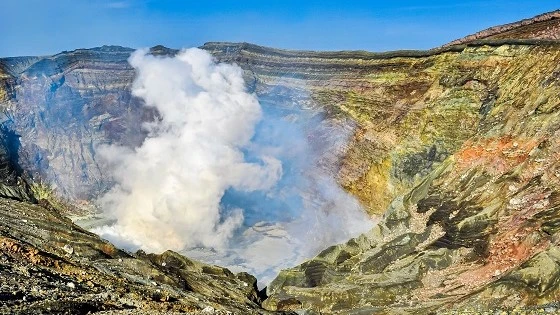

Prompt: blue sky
[{"left": 1, "top": 0, "right": 558, "bottom": 57}]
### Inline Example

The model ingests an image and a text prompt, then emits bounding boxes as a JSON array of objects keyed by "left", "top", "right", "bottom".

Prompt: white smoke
[
  {"left": 93, "top": 48, "right": 282, "bottom": 252},
  {"left": 93, "top": 48, "right": 373, "bottom": 285}
]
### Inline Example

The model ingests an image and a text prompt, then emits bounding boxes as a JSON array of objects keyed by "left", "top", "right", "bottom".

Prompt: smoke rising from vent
[
  {"left": 94, "top": 48, "right": 282, "bottom": 251},
  {"left": 94, "top": 48, "right": 373, "bottom": 284}
]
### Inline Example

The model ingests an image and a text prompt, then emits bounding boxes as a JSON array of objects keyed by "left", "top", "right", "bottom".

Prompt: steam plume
[
  {"left": 94, "top": 48, "right": 373, "bottom": 284},
  {"left": 94, "top": 48, "right": 282, "bottom": 251}
]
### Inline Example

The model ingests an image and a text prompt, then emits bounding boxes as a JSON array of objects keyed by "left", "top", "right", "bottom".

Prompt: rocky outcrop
[{"left": 0, "top": 196, "right": 283, "bottom": 314}]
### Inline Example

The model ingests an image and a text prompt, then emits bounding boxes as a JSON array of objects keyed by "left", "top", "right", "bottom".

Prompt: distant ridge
[{"left": 444, "top": 9, "right": 560, "bottom": 47}]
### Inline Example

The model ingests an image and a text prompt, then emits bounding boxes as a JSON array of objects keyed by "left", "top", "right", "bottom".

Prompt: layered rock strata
[{"left": 1, "top": 9, "right": 560, "bottom": 314}]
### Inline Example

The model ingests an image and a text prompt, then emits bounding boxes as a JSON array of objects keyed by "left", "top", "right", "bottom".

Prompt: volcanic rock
[
  {"left": 1, "top": 9, "right": 560, "bottom": 315},
  {"left": 0, "top": 196, "right": 284, "bottom": 314}
]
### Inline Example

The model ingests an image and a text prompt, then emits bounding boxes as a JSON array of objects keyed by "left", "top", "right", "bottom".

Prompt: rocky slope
[
  {"left": 0, "top": 195, "right": 281, "bottom": 314},
  {"left": 1, "top": 9, "right": 560, "bottom": 314}
]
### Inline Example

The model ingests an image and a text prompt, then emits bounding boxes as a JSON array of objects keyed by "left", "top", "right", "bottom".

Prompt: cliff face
[
  {"left": 202, "top": 42, "right": 536, "bottom": 217},
  {"left": 204, "top": 38, "right": 560, "bottom": 314},
  {"left": 1, "top": 10, "right": 560, "bottom": 314},
  {"left": 0, "top": 46, "right": 149, "bottom": 202}
]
